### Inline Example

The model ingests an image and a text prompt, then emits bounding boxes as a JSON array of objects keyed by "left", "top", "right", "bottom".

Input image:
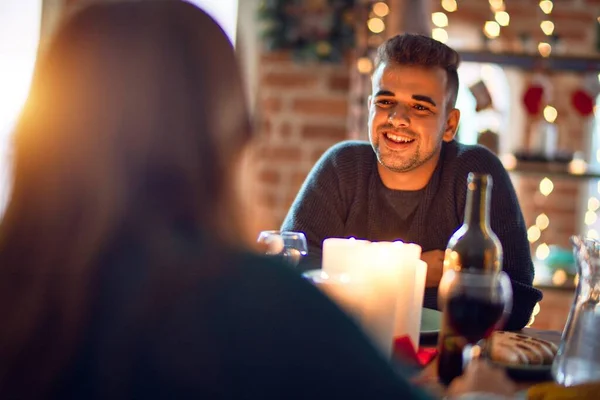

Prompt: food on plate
[{"left": 489, "top": 331, "right": 558, "bottom": 366}]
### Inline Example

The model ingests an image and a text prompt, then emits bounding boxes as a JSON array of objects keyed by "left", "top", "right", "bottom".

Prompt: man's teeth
[{"left": 385, "top": 133, "right": 414, "bottom": 143}]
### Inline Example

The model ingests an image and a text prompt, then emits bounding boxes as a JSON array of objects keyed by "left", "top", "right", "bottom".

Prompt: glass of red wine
[{"left": 440, "top": 270, "right": 513, "bottom": 367}]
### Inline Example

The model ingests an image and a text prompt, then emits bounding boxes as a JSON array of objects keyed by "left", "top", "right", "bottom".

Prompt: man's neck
[{"left": 376, "top": 151, "right": 441, "bottom": 191}]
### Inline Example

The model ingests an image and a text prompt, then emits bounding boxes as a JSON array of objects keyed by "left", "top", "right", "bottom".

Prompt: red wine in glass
[{"left": 447, "top": 294, "right": 506, "bottom": 344}]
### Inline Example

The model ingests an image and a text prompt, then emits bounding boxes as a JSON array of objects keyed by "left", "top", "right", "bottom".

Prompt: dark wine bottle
[{"left": 437, "top": 173, "right": 503, "bottom": 386}]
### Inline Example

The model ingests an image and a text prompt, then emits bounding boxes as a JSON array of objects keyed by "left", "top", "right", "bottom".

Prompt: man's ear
[{"left": 443, "top": 108, "right": 460, "bottom": 142}]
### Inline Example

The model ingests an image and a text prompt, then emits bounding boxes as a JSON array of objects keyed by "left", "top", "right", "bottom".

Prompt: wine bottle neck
[{"left": 465, "top": 178, "right": 491, "bottom": 232}]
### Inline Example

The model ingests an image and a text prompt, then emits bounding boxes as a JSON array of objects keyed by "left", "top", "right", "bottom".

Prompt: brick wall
[{"left": 253, "top": 51, "right": 352, "bottom": 229}]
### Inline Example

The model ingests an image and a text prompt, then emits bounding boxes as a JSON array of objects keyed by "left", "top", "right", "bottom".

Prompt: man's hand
[
  {"left": 447, "top": 360, "right": 516, "bottom": 399},
  {"left": 421, "top": 249, "right": 445, "bottom": 288}
]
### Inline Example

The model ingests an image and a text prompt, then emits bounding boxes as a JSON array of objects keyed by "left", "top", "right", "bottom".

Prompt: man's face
[{"left": 368, "top": 62, "right": 458, "bottom": 175}]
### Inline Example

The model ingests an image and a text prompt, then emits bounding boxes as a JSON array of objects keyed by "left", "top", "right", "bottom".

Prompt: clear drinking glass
[
  {"left": 552, "top": 236, "right": 600, "bottom": 386},
  {"left": 256, "top": 230, "right": 308, "bottom": 267},
  {"left": 439, "top": 270, "right": 513, "bottom": 367}
]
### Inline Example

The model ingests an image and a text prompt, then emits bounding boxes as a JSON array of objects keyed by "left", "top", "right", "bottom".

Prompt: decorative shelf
[
  {"left": 505, "top": 161, "right": 600, "bottom": 180},
  {"left": 533, "top": 262, "right": 577, "bottom": 292},
  {"left": 459, "top": 50, "right": 600, "bottom": 73}
]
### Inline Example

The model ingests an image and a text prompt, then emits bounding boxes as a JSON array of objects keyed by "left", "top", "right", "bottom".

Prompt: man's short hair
[{"left": 374, "top": 33, "right": 460, "bottom": 110}]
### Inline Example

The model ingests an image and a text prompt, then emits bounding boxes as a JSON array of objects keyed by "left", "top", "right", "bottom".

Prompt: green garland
[{"left": 257, "top": 0, "right": 356, "bottom": 62}]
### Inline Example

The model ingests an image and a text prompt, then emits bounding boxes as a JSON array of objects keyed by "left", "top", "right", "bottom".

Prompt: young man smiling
[{"left": 281, "top": 33, "right": 541, "bottom": 330}]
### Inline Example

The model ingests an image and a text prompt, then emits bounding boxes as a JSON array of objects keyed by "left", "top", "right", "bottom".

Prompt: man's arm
[
  {"left": 281, "top": 144, "right": 351, "bottom": 272},
  {"left": 456, "top": 147, "right": 543, "bottom": 330}
]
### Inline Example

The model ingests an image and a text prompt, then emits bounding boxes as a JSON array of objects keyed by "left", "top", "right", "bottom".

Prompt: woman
[{"left": 0, "top": 1, "right": 513, "bottom": 399}]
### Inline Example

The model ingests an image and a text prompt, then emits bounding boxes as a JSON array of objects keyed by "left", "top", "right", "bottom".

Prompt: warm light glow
[
  {"left": 536, "top": 243, "right": 550, "bottom": 260},
  {"left": 539, "top": 0, "right": 554, "bottom": 14},
  {"left": 543, "top": 105, "right": 558, "bottom": 123},
  {"left": 500, "top": 153, "right": 517, "bottom": 170},
  {"left": 432, "top": 12, "right": 448, "bottom": 28},
  {"left": 484, "top": 21, "right": 500, "bottom": 39},
  {"left": 372, "top": 2, "right": 390, "bottom": 17},
  {"left": 585, "top": 210, "right": 598, "bottom": 226},
  {"left": 588, "top": 229, "right": 599, "bottom": 240},
  {"left": 489, "top": 0, "right": 505, "bottom": 12},
  {"left": 574, "top": 274, "right": 580, "bottom": 287},
  {"left": 541, "top": 20, "right": 555, "bottom": 36},
  {"left": 528, "top": 226, "right": 542, "bottom": 243},
  {"left": 539, "top": 177, "right": 554, "bottom": 196},
  {"left": 569, "top": 159, "right": 587, "bottom": 175},
  {"left": 357, "top": 57, "right": 373, "bottom": 74},
  {"left": 367, "top": 17, "right": 385, "bottom": 33},
  {"left": 536, "top": 213, "right": 550, "bottom": 230},
  {"left": 552, "top": 269, "right": 568, "bottom": 286},
  {"left": 441, "top": 0, "right": 458, "bottom": 12},
  {"left": 495, "top": 11, "right": 510, "bottom": 27},
  {"left": 432, "top": 28, "right": 449, "bottom": 43},
  {"left": 538, "top": 42, "right": 552, "bottom": 57},
  {"left": 0, "top": 1, "right": 43, "bottom": 219},
  {"left": 589, "top": 197, "right": 600, "bottom": 211}
]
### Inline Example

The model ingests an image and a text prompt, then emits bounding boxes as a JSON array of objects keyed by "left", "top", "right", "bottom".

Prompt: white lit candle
[
  {"left": 356, "top": 242, "right": 404, "bottom": 356},
  {"left": 322, "top": 237, "right": 370, "bottom": 275},
  {"left": 318, "top": 238, "right": 426, "bottom": 358}
]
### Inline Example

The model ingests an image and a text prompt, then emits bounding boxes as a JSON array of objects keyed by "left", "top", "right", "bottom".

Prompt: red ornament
[
  {"left": 523, "top": 85, "right": 545, "bottom": 115},
  {"left": 571, "top": 89, "right": 594, "bottom": 117}
]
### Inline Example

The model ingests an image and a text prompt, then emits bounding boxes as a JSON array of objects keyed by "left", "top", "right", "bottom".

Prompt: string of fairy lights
[
  {"left": 431, "top": 0, "right": 559, "bottom": 58},
  {"left": 356, "top": 1, "right": 390, "bottom": 75}
]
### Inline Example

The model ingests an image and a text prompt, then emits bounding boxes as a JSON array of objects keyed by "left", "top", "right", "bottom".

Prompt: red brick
[
  {"left": 261, "top": 72, "right": 319, "bottom": 89},
  {"left": 329, "top": 74, "right": 350, "bottom": 92},
  {"left": 552, "top": 10, "right": 597, "bottom": 24},
  {"left": 261, "top": 97, "right": 282, "bottom": 113},
  {"left": 292, "top": 98, "right": 349, "bottom": 117},
  {"left": 258, "top": 169, "right": 281, "bottom": 185},
  {"left": 301, "top": 125, "right": 348, "bottom": 141},
  {"left": 279, "top": 122, "right": 293, "bottom": 139},
  {"left": 263, "top": 145, "right": 302, "bottom": 162},
  {"left": 258, "top": 117, "right": 272, "bottom": 138}
]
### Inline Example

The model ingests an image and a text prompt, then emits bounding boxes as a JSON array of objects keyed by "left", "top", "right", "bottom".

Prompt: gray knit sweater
[{"left": 282, "top": 140, "right": 542, "bottom": 330}]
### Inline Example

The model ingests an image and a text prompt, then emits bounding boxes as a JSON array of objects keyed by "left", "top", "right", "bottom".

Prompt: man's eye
[
  {"left": 376, "top": 99, "right": 394, "bottom": 107},
  {"left": 414, "top": 104, "right": 430, "bottom": 111}
]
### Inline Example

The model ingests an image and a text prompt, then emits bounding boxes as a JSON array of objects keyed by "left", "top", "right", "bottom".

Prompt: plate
[
  {"left": 420, "top": 308, "right": 442, "bottom": 338},
  {"left": 491, "top": 362, "right": 553, "bottom": 382}
]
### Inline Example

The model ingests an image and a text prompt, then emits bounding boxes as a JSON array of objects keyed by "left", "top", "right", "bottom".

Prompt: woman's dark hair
[{"left": 0, "top": 1, "right": 252, "bottom": 394}]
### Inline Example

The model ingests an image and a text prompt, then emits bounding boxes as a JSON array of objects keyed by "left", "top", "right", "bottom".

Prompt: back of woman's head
[
  {"left": 10, "top": 0, "right": 251, "bottom": 236},
  {"left": 0, "top": 0, "right": 252, "bottom": 393}
]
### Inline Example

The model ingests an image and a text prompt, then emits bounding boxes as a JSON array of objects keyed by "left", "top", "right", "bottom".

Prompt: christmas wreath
[{"left": 257, "top": 0, "right": 356, "bottom": 62}]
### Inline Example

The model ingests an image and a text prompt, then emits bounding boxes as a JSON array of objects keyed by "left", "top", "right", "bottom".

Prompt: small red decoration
[
  {"left": 523, "top": 85, "right": 545, "bottom": 116},
  {"left": 571, "top": 89, "right": 594, "bottom": 117}
]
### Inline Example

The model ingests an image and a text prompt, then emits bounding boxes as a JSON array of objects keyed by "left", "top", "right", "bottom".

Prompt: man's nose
[{"left": 388, "top": 105, "right": 410, "bottom": 128}]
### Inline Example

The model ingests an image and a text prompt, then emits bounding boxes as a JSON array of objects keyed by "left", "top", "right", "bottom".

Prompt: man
[{"left": 281, "top": 33, "right": 541, "bottom": 330}]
